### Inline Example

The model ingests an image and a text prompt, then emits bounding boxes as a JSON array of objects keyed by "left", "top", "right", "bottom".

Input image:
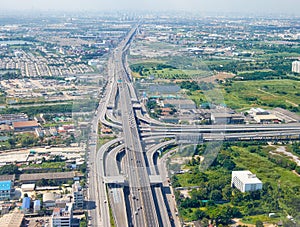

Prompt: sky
[{"left": 1, "top": 0, "right": 300, "bottom": 14}]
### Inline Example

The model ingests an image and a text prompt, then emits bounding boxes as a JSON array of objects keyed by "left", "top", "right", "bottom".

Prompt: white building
[
  {"left": 248, "top": 108, "right": 281, "bottom": 124},
  {"left": 33, "top": 200, "right": 41, "bottom": 213},
  {"left": 52, "top": 203, "right": 73, "bottom": 227},
  {"left": 43, "top": 192, "right": 56, "bottom": 208},
  {"left": 231, "top": 170, "right": 263, "bottom": 193},
  {"left": 292, "top": 61, "right": 300, "bottom": 73}
]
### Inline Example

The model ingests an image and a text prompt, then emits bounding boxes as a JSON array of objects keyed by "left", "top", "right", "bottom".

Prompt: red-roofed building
[{"left": 13, "top": 121, "right": 39, "bottom": 132}]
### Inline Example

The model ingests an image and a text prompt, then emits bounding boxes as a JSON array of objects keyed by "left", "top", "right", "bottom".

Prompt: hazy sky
[{"left": 1, "top": 0, "right": 300, "bottom": 14}]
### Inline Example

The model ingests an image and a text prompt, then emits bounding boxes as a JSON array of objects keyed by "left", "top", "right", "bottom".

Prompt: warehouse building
[
  {"left": 231, "top": 170, "right": 263, "bottom": 193},
  {"left": 162, "top": 99, "right": 196, "bottom": 110},
  {"left": 13, "top": 120, "right": 39, "bottom": 132},
  {"left": 0, "top": 114, "right": 28, "bottom": 125},
  {"left": 211, "top": 112, "right": 245, "bottom": 124},
  {"left": 19, "top": 172, "right": 82, "bottom": 184},
  {"left": 249, "top": 108, "right": 281, "bottom": 124}
]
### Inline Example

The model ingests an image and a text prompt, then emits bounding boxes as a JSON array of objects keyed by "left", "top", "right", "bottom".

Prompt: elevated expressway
[{"left": 89, "top": 24, "right": 300, "bottom": 227}]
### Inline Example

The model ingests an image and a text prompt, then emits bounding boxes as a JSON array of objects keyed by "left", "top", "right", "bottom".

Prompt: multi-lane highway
[
  {"left": 116, "top": 27, "right": 160, "bottom": 226},
  {"left": 87, "top": 23, "right": 300, "bottom": 227}
]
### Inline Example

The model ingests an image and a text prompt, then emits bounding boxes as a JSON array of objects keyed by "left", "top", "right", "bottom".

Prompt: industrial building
[
  {"left": 162, "top": 99, "right": 196, "bottom": 110},
  {"left": 211, "top": 112, "right": 245, "bottom": 124},
  {"left": 43, "top": 192, "right": 56, "bottom": 208},
  {"left": 0, "top": 113, "right": 28, "bottom": 125},
  {"left": 249, "top": 108, "right": 281, "bottom": 124},
  {"left": 19, "top": 171, "right": 82, "bottom": 184},
  {"left": 13, "top": 120, "right": 39, "bottom": 131},
  {"left": 231, "top": 170, "right": 263, "bottom": 193}
]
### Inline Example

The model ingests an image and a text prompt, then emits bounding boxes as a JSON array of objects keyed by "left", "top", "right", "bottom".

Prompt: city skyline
[{"left": 1, "top": 0, "right": 300, "bottom": 15}]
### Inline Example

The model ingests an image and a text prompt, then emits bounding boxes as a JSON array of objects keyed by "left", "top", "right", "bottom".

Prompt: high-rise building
[
  {"left": 0, "top": 181, "right": 12, "bottom": 201},
  {"left": 72, "top": 181, "right": 83, "bottom": 210},
  {"left": 292, "top": 61, "right": 300, "bottom": 73},
  {"left": 231, "top": 170, "right": 263, "bottom": 193}
]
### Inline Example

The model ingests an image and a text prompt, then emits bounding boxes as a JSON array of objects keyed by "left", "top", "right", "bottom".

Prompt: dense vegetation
[
  {"left": 179, "top": 81, "right": 215, "bottom": 92},
  {"left": 172, "top": 142, "right": 300, "bottom": 226},
  {"left": 0, "top": 104, "right": 73, "bottom": 117},
  {"left": 0, "top": 164, "right": 20, "bottom": 175}
]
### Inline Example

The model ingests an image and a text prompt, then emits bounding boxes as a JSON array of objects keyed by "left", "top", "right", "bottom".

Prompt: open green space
[
  {"left": 21, "top": 161, "right": 66, "bottom": 169},
  {"left": 221, "top": 79, "right": 300, "bottom": 112},
  {"left": 185, "top": 79, "right": 300, "bottom": 113},
  {"left": 130, "top": 62, "right": 210, "bottom": 80},
  {"left": 172, "top": 142, "right": 300, "bottom": 225}
]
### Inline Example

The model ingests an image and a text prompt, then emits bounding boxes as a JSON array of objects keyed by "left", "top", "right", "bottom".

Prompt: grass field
[
  {"left": 222, "top": 79, "right": 300, "bottom": 111},
  {"left": 130, "top": 61, "right": 211, "bottom": 80},
  {"left": 187, "top": 79, "right": 300, "bottom": 112},
  {"left": 21, "top": 161, "right": 66, "bottom": 169}
]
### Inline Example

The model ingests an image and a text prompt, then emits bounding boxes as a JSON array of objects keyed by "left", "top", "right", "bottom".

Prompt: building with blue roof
[
  {"left": 0, "top": 180, "right": 12, "bottom": 201},
  {"left": 22, "top": 197, "right": 31, "bottom": 212}
]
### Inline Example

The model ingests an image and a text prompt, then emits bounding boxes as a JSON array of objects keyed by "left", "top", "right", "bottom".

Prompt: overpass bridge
[{"left": 88, "top": 23, "right": 300, "bottom": 227}]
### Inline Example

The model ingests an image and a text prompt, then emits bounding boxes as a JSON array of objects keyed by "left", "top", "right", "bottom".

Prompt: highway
[
  {"left": 118, "top": 74, "right": 159, "bottom": 226},
  {"left": 146, "top": 139, "right": 176, "bottom": 175},
  {"left": 87, "top": 22, "right": 300, "bottom": 227},
  {"left": 113, "top": 24, "right": 176, "bottom": 226}
]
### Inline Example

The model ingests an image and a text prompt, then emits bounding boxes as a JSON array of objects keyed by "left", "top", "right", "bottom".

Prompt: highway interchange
[{"left": 87, "top": 24, "right": 300, "bottom": 227}]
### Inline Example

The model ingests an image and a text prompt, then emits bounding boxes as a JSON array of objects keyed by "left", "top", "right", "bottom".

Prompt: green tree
[
  {"left": 255, "top": 220, "right": 264, "bottom": 227},
  {"left": 222, "top": 185, "right": 233, "bottom": 201},
  {"left": 0, "top": 164, "right": 20, "bottom": 175},
  {"left": 8, "top": 137, "right": 16, "bottom": 148},
  {"left": 193, "top": 209, "right": 206, "bottom": 220},
  {"left": 210, "top": 190, "right": 223, "bottom": 201}
]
